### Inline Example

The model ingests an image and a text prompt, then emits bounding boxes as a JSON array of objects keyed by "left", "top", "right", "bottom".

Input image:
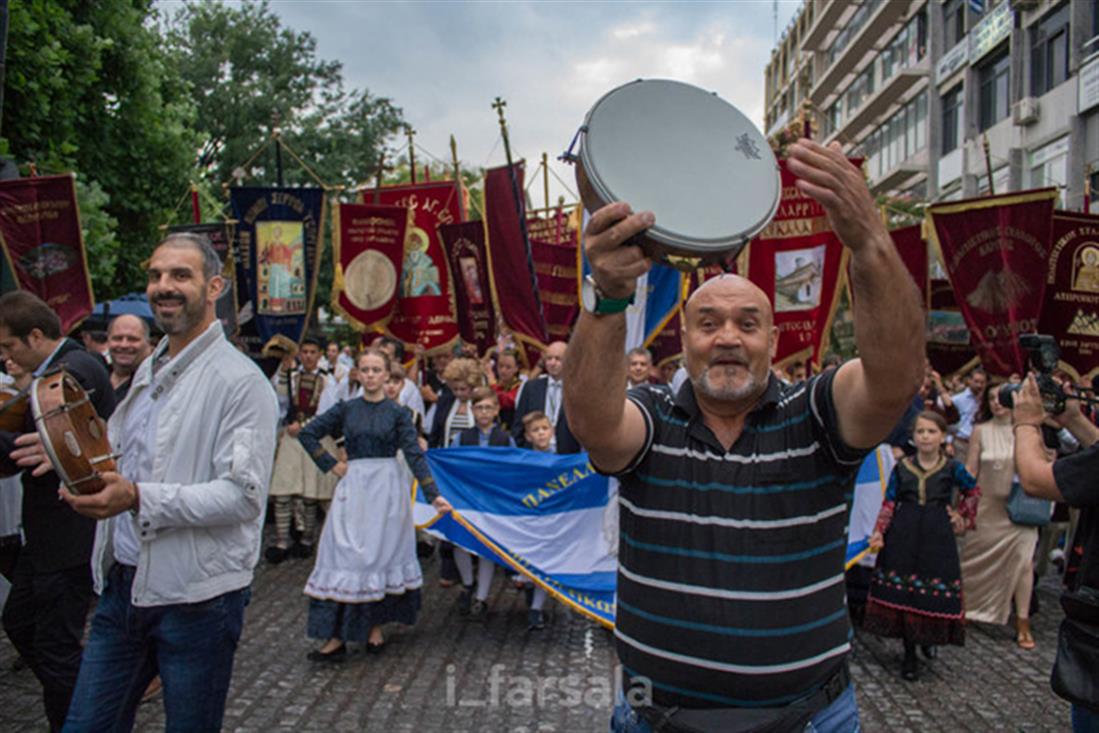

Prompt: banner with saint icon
[
  {"left": 928, "top": 188, "right": 1058, "bottom": 377},
  {"left": 0, "top": 174, "right": 95, "bottom": 333},
  {"left": 167, "top": 222, "right": 239, "bottom": 335},
  {"left": 331, "top": 203, "right": 410, "bottom": 334},
  {"left": 439, "top": 220, "right": 496, "bottom": 356},
  {"left": 1039, "top": 211, "right": 1099, "bottom": 382},
  {"left": 745, "top": 160, "right": 850, "bottom": 370},
  {"left": 362, "top": 181, "right": 461, "bottom": 354},
  {"left": 229, "top": 186, "right": 325, "bottom": 347}
]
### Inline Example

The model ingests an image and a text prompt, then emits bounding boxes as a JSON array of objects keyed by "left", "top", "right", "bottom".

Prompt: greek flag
[
  {"left": 845, "top": 444, "right": 895, "bottom": 570},
  {"left": 413, "top": 447, "right": 618, "bottom": 627}
]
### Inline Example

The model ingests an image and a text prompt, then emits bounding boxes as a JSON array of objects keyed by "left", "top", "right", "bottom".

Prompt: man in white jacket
[{"left": 58, "top": 233, "right": 278, "bottom": 731}]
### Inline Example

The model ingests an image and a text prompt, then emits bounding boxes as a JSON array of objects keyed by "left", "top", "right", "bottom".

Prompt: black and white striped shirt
[{"left": 610, "top": 370, "right": 867, "bottom": 709}]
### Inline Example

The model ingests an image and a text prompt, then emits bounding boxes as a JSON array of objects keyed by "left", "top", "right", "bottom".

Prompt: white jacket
[{"left": 91, "top": 321, "right": 278, "bottom": 606}]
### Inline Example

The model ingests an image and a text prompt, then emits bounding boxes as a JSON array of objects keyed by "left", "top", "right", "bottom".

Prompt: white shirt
[
  {"left": 399, "top": 377, "right": 425, "bottom": 417},
  {"left": 951, "top": 389, "right": 981, "bottom": 440}
]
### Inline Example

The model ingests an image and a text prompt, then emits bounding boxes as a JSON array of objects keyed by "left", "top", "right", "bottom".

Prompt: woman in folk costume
[
  {"left": 298, "top": 349, "right": 451, "bottom": 660},
  {"left": 864, "top": 411, "right": 981, "bottom": 681}
]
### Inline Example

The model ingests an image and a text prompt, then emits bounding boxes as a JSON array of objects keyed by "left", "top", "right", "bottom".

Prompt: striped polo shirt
[{"left": 610, "top": 370, "right": 868, "bottom": 709}]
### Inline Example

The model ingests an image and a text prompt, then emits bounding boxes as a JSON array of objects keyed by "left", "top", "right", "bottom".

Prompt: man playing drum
[
  {"left": 58, "top": 232, "right": 279, "bottom": 731},
  {"left": 0, "top": 291, "right": 115, "bottom": 732},
  {"left": 565, "top": 139, "right": 925, "bottom": 732}
]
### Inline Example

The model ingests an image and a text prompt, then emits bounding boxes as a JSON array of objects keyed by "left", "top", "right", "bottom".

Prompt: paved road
[{"left": 1, "top": 546, "right": 1072, "bottom": 732}]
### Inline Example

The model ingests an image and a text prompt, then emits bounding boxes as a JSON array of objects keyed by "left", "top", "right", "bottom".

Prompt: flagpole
[
  {"left": 982, "top": 134, "right": 994, "bottom": 195},
  {"left": 450, "top": 135, "right": 465, "bottom": 221},
  {"left": 1086, "top": 165, "right": 1092, "bottom": 214},
  {"left": 492, "top": 96, "right": 547, "bottom": 339},
  {"left": 542, "top": 152, "right": 550, "bottom": 211},
  {"left": 272, "top": 110, "right": 284, "bottom": 187},
  {"left": 406, "top": 125, "right": 417, "bottom": 185}
]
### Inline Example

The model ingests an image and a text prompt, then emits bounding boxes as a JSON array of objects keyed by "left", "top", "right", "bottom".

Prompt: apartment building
[{"left": 765, "top": 0, "right": 1099, "bottom": 210}]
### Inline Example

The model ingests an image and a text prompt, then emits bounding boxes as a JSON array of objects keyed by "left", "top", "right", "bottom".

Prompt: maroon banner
[
  {"left": 439, "top": 220, "right": 496, "bottom": 356},
  {"left": 927, "top": 278, "right": 979, "bottom": 378},
  {"left": 0, "top": 174, "right": 94, "bottom": 333},
  {"left": 484, "top": 163, "right": 547, "bottom": 367},
  {"left": 746, "top": 159, "right": 850, "bottom": 369},
  {"left": 363, "top": 181, "right": 461, "bottom": 353},
  {"left": 929, "top": 188, "right": 1058, "bottom": 377},
  {"left": 332, "top": 203, "right": 409, "bottom": 334},
  {"left": 528, "top": 206, "right": 580, "bottom": 343},
  {"left": 890, "top": 224, "right": 928, "bottom": 307},
  {"left": 1039, "top": 211, "right": 1099, "bottom": 382}
]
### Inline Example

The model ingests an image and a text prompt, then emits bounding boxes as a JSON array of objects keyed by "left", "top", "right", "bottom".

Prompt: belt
[{"left": 629, "top": 661, "right": 851, "bottom": 733}]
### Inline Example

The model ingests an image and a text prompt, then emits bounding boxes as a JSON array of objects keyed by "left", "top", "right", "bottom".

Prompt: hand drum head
[
  {"left": 575, "top": 79, "right": 780, "bottom": 269},
  {"left": 31, "top": 370, "right": 116, "bottom": 495}
]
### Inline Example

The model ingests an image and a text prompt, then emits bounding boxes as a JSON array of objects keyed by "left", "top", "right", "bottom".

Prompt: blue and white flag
[
  {"left": 413, "top": 447, "right": 618, "bottom": 627},
  {"left": 845, "top": 444, "right": 895, "bottom": 570},
  {"left": 968, "top": 0, "right": 984, "bottom": 14}
]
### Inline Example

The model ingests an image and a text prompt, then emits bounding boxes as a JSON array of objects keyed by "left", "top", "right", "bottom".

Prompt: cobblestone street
[{"left": 2, "top": 547, "right": 1072, "bottom": 732}]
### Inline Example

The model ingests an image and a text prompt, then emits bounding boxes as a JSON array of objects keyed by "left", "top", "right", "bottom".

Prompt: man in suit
[
  {"left": 511, "top": 341, "right": 579, "bottom": 453},
  {"left": 0, "top": 290, "right": 115, "bottom": 731}
]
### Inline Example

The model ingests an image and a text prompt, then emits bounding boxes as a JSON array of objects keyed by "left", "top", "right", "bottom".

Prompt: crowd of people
[{"left": 0, "top": 137, "right": 1095, "bottom": 733}]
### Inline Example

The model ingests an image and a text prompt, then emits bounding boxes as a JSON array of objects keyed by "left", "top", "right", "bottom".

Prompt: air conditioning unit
[{"left": 1013, "top": 97, "right": 1040, "bottom": 126}]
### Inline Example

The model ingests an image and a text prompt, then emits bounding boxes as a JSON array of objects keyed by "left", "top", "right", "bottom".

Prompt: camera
[{"left": 998, "top": 334, "right": 1067, "bottom": 414}]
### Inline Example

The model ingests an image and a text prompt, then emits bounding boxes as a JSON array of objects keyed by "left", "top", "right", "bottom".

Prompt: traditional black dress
[{"left": 863, "top": 456, "right": 980, "bottom": 646}]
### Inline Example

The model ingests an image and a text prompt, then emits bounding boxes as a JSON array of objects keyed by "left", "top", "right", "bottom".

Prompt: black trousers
[{"left": 2, "top": 554, "right": 93, "bottom": 732}]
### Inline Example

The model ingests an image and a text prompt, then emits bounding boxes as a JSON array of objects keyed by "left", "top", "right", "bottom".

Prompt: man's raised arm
[
  {"left": 564, "top": 202, "right": 653, "bottom": 473},
  {"left": 786, "top": 140, "right": 925, "bottom": 449}
]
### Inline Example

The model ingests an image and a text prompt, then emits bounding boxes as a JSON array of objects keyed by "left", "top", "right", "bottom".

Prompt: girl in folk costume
[
  {"left": 298, "top": 349, "right": 451, "bottom": 660},
  {"left": 864, "top": 411, "right": 981, "bottom": 681}
]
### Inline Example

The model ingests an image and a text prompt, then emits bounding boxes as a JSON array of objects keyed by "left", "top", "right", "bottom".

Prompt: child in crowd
[
  {"left": 519, "top": 411, "right": 554, "bottom": 630},
  {"left": 864, "top": 410, "right": 981, "bottom": 681},
  {"left": 451, "top": 388, "right": 513, "bottom": 620},
  {"left": 385, "top": 363, "right": 425, "bottom": 445}
]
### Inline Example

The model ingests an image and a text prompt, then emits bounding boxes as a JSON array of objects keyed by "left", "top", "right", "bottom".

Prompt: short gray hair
[{"left": 155, "top": 232, "right": 223, "bottom": 280}]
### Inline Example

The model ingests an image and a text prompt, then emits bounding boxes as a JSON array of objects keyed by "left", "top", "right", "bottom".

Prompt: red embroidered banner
[
  {"left": 439, "top": 220, "right": 496, "bottom": 356},
  {"left": 891, "top": 224, "right": 928, "bottom": 307},
  {"left": 928, "top": 188, "right": 1058, "bottom": 376},
  {"left": 746, "top": 159, "right": 849, "bottom": 369},
  {"left": 363, "top": 181, "right": 461, "bottom": 353},
  {"left": 0, "top": 174, "right": 94, "bottom": 333},
  {"left": 528, "top": 206, "right": 580, "bottom": 343},
  {"left": 331, "top": 203, "right": 409, "bottom": 334},
  {"left": 1039, "top": 211, "right": 1099, "bottom": 383},
  {"left": 484, "top": 163, "right": 547, "bottom": 367},
  {"left": 927, "top": 278, "right": 979, "bottom": 378}
]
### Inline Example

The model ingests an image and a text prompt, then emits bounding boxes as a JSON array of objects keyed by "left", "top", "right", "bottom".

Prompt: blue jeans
[
  {"left": 62, "top": 564, "right": 250, "bottom": 732},
  {"left": 611, "top": 684, "right": 860, "bottom": 733},
  {"left": 1074, "top": 705, "right": 1099, "bottom": 733}
]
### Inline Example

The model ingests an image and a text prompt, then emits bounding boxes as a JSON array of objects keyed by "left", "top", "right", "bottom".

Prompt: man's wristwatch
[{"left": 581, "top": 275, "right": 634, "bottom": 315}]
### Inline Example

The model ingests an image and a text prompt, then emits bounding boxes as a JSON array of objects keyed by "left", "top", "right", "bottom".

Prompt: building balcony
[
  {"left": 800, "top": 0, "right": 857, "bottom": 52},
  {"left": 870, "top": 148, "right": 929, "bottom": 195},
  {"left": 809, "top": 0, "right": 913, "bottom": 109},
  {"left": 825, "top": 60, "right": 929, "bottom": 146}
]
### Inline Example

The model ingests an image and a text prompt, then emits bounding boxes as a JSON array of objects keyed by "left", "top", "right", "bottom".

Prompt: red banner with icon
[
  {"left": 746, "top": 160, "right": 850, "bottom": 370},
  {"left": 362, "top": 181, "right": 461, "bottom": 354},
  {"left": 0, "top": 174, "right": 94, "bottom": 333},
  {"left": 331, "top": 203, "right": 409, "bottom": 334},
  {"left": 439, "top": 220, "right": 496, "bottom": 356},
  {"left": 528, "top": 206, "right": 581, "bottom": 343},
  {"left": 928, "top": 188, "right": 1058, "bottom": 377},
  {"left": 1038, "top": 211, "right": 1099, "bottom": 383}
]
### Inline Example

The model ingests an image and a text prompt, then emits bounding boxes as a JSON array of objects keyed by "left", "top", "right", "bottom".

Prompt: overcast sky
[{"left": 236, "top": 1, "right": 801, "bottom": 203}]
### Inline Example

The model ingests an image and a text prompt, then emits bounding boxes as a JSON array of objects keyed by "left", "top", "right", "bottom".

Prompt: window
[
  {"left": 863, "top": 93, "right": 928, "bottom": 180},
  {"left": 978, "top": 48, "right": 1010, "bottom": 131},
  {"left": 1031, "top": 3, "right": 1070, "bottom": 96},
  {"left": 880, "top": 10, "right": 928, "bottom": 83},
  {"left": 844, "top": 66, "right": 875, "bottom": 116},
  {"left": 942, "top": 86, "right": 963, "bottom": 154},
  {"left": 944, "top": 0, "right": 965, "bottom": 51}
]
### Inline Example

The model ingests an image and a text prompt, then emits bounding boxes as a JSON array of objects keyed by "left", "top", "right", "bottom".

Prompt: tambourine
[
  {"left": 30, "top": 369, "right": 117, "bottom": 495},
  {"left": 566, "top": 79, "right": 780, "bottom": 270}
]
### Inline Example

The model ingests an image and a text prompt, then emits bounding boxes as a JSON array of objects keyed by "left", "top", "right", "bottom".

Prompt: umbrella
[{"left": 90, "top": 292, "right": 154, "bottom": 324}]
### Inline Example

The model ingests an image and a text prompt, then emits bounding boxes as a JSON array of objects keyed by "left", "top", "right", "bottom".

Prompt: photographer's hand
[
  {"left": 1013, "top": 375, "right": 1065, "bottom": 501},
  {"left": 1050, "top": 380, "right": 1099, "bottom": 447},
  {"left": 1011, "top": 375, "right": 1045, "bottom": 427}
]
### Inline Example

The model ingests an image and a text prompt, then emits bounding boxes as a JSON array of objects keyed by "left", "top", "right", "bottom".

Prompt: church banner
[
  {"left": 928, "top": 188, "right": 1058, "bottom": 376},
  {"left": 168, "top": 222, "right": 239, "bottom": 335},
  {"left": 745, "top": 159, "right": 850, "bottom": 369},
  {"left": 890, "top": 224, "right": 928, "bottom": 306},
  {"left": 927, "top": 278, "right": 980, "bottom": 378},
  {"left": 412, "top": 447, "right": 616, "bottom": 628},
  {"left": 363, "top": 181, "right": 460, "bottom": 354},
  {"left": 1039, "top": 211, "right": 1099, "bottom": 383},
  {"left": 230, "top": 186, "right": 325, "bottom": 348},
  {"left": 528, "top": 206, "right": 581, "bottom": 343},
  {"left": 484, "top": 163, "right": 548, "bottom": 367},
  {"left": 439, "top": 220, "right": 496, "bottom": 356},
  {"left": 0, "top": 174, "right": 94, "bottom": 333},
  {"left": 331, "top": 203, "right": 409, "bottom": 334}
]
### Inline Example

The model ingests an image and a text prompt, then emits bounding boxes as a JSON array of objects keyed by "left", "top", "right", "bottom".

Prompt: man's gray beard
[{"left": 692, "top": 365, "right": 762, "bottom": 402}]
